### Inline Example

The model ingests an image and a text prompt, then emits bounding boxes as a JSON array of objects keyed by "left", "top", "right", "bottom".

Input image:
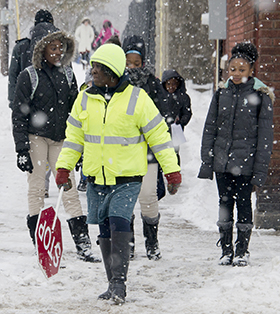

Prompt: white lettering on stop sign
[
  {"left": 36, "top": 204, "right": 63, "bottom": 278},
  {"left": 38, "top": 219, "right": 62, "bottom": 267}
]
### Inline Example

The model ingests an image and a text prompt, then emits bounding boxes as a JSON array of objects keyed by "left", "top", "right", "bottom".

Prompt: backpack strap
[
  {"left": 63, "top": 65, "right": 74, "bottom": 89},
  {"left": 26, "top": 65, "right": 73, "bottom": 100},
  {"left": 26, "top": 65, "right": 38, "bottom": 100}
]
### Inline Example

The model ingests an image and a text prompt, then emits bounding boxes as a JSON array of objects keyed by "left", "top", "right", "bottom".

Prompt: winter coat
[
  {"left": 126, "top": 66, "right": 167, "bottom": 163},
  {"left": 12, "top": 24, "right": 78, "bottom": 153},
  {"left": 56, "top": 76, "right": 180, "bottom": 186},
  {"left": 92, "top": 20, "right": 120, "bottom": 49},
  {"left": 8, "top": 37, "right": 31, "bottom": 103},
  {"left": 161, "top": 69, "right": 192, "bottom": 130},
  {"left": 75, "top": 22, "right": 95, "bottom": 52},
  {"left": 198, "top": 77, "right": 274, "bottom": 187},
  {"left": 8, "top": 22, "right": 57, "bottom": 106}
]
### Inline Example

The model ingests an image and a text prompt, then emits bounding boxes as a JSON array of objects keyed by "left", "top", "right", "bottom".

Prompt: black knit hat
[
  {"left": 34, "top": 9, "right": 53, "bottom": 26},
  {"left": 122, "top": 35, "right": 146, "bottom": 62}
]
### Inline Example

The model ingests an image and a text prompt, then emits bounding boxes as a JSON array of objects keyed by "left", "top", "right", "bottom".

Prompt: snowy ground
[{"left": 1, "top": 64, "right": 280, "bottom": 313}]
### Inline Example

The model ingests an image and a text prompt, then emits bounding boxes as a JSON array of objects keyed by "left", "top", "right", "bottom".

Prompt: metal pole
[
  {"left": 15, "top": 0, "right": 20, "bottom": 39},
  {"left": 215, "top": 39, "right": 219, "bottom": 90},
  {"left": 0, "top": 0, "right": 9, "bottom": 76}
]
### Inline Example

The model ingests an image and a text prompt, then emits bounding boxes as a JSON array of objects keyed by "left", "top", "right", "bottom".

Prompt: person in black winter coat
[
  {"left": 198, "top": 42, "right": 274, "bottom": 267},
  {"left": 12, "top": 22, "right": 100, "bottom": 263},
  {"left": 122, "top": 35, "right": 176, "bottom": 261},
  {"left": 161, "top": 69, "right": 192, "bottom": 165},
  {"left": 8, "top": 9, "right": 54, "bottom": 108},
  {"left": 8, "top": 10, "right": 55, "bottom": 198}
]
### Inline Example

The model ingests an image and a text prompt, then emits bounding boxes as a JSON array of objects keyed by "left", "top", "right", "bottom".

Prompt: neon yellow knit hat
[{"left": 90, "top": 44, "right": 126, "bottom": 78}]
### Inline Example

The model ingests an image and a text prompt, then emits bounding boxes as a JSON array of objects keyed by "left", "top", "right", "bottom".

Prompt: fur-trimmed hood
[
  {"left": 219, "top": 77, "right": 275, "bottom": 104},
  {"left": 32, "top": 22, "right": 75, "bottom": 69}
]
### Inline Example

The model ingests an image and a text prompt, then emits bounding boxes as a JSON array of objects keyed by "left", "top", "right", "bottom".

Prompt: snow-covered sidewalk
[{"left": 1, "top": 68, "right": 280, "bottom": 313}]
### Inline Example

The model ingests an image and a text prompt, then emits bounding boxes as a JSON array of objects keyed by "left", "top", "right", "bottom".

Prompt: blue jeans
[{"left": 86, "top": 181, "right": 142, "bottom": 224}]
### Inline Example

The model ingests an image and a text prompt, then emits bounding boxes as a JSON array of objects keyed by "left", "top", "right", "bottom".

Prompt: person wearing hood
[
  {"left": 122, "top": 35, "right": 170, "bottom": 261},
  {"left": 55, "top": 43, "right": 181, "bottom": 304},
  {"left": 198, "top": 42, "right": 274, "bottom": 267},
  {"left": 12, "top": 23, "right": 101, "bottom": 264},
  {"left": 92, "top": 19, "right": 120, "bottom": 50},
  {"left": 161, "top": 69, "right": 192, "bottom": 165},
  {"left": 8, "top": 10, "right": 55, "bottom": 199},
  {"left": 75, "top": 17, "right": 95, "bottom": 69}
]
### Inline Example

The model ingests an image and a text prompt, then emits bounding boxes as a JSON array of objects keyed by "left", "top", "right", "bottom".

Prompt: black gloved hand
[
  {"left": 75, "top": 155, "right": 83, "bottom": 172},
  {"left": 17, "top": 150, "right": 33, "bottom": 173},
  {"left": 175, "top": 119, "right": 181, "bottom": 125}
]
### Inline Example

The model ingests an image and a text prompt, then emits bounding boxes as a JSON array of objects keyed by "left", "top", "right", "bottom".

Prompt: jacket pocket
[{"left": 79, "top": 111, "right": 89, "bottom": 132}]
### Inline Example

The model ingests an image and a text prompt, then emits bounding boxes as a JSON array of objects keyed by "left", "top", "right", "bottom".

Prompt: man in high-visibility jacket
[{"left": 55, "top": 43, "right": 181, "bottom": 304}]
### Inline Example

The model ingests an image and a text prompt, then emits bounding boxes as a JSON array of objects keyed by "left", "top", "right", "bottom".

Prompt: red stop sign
[{"left": 35, "top": 206, "right": 63, "bottom": 278}]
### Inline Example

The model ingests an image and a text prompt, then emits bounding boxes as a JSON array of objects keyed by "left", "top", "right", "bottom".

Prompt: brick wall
[{"left": 224, "top": 0, "right": 280, "bottom": 229}]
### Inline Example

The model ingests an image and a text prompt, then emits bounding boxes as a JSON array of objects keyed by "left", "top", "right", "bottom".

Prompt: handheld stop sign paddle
[{"left": 35, "top": 188, "right": 64, "bottom": 278}]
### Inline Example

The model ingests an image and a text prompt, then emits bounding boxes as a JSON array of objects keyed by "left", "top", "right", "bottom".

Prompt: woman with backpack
[{"left": 12, "top": 22, "right": 100, "bottom": 263}]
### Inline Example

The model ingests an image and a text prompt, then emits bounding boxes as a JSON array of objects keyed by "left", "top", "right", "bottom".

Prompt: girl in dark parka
[
  {"left": 161, "top": 69, "right": 192, "bottom": 165},
  {"left": 122, "top": 35, "right": 170, "bottom": 261},
  {"left": 198, "top": 42, "right": 274, "bottom": 267}
]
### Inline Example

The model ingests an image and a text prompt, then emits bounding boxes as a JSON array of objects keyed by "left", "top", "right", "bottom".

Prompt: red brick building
[{"left": 222, "top": 0, "right": 280, "bottom": 229}]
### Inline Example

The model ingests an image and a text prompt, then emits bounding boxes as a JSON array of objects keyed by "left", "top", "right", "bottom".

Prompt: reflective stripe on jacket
[{"left": 56, "top": 83, "right": 180, "bottom": 185}]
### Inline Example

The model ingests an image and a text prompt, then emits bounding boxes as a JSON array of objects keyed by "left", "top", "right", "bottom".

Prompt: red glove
[
  {"left": 55, "top": 168, "right": 72, "bottom": 191},
  {"left": 165, "top": 172, "right": 182, "bottom": 195}
]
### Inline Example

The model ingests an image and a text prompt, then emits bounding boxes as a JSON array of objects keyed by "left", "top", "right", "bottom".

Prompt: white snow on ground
[{"left": 1, "top": 64, "right": 280, "bottom": 313}]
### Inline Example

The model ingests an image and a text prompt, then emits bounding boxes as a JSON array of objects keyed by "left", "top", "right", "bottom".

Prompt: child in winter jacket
[
  {"left": 161, "top": 69, "right": 192, "bottom": 165},
  {"left": 92, "top": 19, "right": 120, "bottom": 49},
  {"left": 122, "top": 35, "right": 174, "bottom": 261},
  {"left": 12, "top": 22, "right": 100, "bottom": 263},
  {"left": 198, "top": 42, "right": 274, "bottom": 267}
]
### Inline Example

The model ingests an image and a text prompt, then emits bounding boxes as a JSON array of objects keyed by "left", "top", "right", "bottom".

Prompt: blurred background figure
[
  {"left": 161, "top": 69, "right": 192, "bottom": 166},
  {"left": 92, "top": 19, "right": 120, "bottom": 50},
  {"left": 75, "top": 17, "right": 95, "bottom": 69}
]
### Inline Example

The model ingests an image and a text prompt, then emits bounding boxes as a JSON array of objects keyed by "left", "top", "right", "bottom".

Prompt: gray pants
[{"left": 27, "top": 134, "right": 83, "bottom": 218}]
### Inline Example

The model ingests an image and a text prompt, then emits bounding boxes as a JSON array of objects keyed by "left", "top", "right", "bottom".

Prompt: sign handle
[{"left": 52, "top": 188, "right": 64, "bottom": 231}]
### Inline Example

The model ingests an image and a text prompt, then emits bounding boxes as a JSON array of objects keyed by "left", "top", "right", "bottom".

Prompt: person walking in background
[
  {"left": 161, "top": 69, "right": 192, "bottom": 166},
  {"left": 11, "top": 22, "right": 100, "bottom": 263},
  {"left": 122, "top": 35, "right": 171, "bottom": 261},
  {"left": 55, "top": 43, "right": 181, "bottom": 304},
  {"left": 92, "top": 19, "right": 119, "bottom": 50},
  {"left": 8, "top": 9, "right": 55, "bottom": 199},
  {"left": 8, "top": 9, "right": 54, "bottom": 109},
  {"left": 198, "top": 42, "right": 274, "bottom": 267},
  {"left": 75, "top": 17, "right": 95, "bottom": 69}
]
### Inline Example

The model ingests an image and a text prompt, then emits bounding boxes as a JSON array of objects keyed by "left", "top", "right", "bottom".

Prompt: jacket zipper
[{"left": 101, "top": 85, "right": 109, "bottom": 185}]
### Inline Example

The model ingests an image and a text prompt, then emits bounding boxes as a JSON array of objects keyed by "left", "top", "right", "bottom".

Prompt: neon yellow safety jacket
[{"left": 56, "top": 81, "right": 180, "bottom": 185}]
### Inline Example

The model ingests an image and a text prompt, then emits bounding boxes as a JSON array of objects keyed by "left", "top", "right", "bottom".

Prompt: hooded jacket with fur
[
  {"left": 198, "top": 77, "right": 274, "bottom": 187},
  {"left": 12, "top": 23, "right": 77, "bottom": 153}
]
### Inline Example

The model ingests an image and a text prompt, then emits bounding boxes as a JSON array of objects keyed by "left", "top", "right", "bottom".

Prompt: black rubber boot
[
  {"left": 216, "top": 221, "right": 234, "bottom": 265},
  {"left": 142, "top": 215, "right": 161, "bottom": 260},
  {"left": 26, "top": 214, "right": 39, "bottom": 246},
  {"left": 67, "top": 215, "right": 101, "bottom": 263},
  {"left": 110, "top": 231, "right": 132, "bottom": 305},
  {"left": 232, "top": 223, "right": 253, "bottom": 267},
  {"left": 98, "top": 237, "right": 113, "bottom": 300},
  {"left": 129, "top": 214, "right": 135, "bottom": 259}
]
